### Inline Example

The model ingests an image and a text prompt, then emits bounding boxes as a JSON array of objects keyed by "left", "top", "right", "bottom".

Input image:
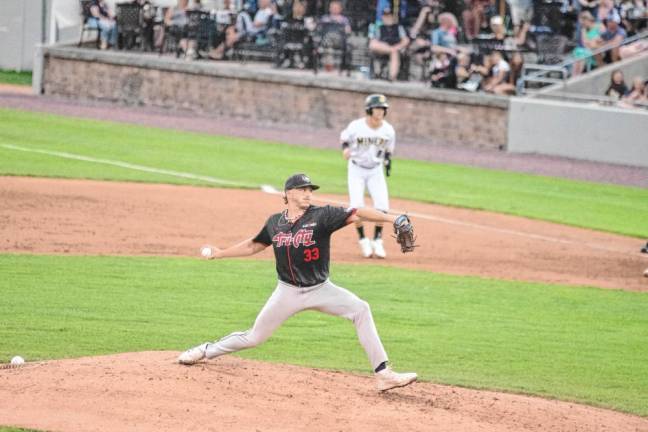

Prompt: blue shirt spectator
[{"left": 375, "top": 0, "right": 409, "bottom": 24}]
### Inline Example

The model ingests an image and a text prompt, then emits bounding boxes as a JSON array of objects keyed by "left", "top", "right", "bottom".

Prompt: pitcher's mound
[{"left": 1, "top": 352, "right": 646, "bottom": 432}]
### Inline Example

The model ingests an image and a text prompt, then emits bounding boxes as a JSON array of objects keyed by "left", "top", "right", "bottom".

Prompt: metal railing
[
  {"left": 531, "top": 90, "right": 648, "bottom": 110},
  {"left": 520, "top": 29, "right": 648, "bottom": 95}
]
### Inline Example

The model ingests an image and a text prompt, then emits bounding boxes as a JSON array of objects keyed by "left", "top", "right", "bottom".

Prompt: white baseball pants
[
  {"left": 204, "top": 279, "right": 389, "bottom": 369},
  {"left": 347, "top": 160, "right": 389, "bottom": 212}
]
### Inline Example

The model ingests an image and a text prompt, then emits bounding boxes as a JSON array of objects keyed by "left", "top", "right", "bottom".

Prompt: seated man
[
  {"left": 320, "top": 0, "right": 352, "bottom": 34},
  {"left": 369, "top": 7, "right": 410, "bottom": 81},
  {"left": 88, "top": 0, "right": 118, "bottom": 50},
  {"left": 597, "top": 18, "right": 627, "bottom": 63}
]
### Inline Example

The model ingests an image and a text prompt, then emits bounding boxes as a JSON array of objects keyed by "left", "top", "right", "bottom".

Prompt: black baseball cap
[{"left": 284, "top": 173, "right": 320, "bottom": 191}]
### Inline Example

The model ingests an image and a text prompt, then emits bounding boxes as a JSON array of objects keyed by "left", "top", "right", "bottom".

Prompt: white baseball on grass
[
  {"left": 10, "top": 356, "right": 24, "bottom": 365},
  {"left": 200, "top": 246, "right": 212, "bottom": 258}
]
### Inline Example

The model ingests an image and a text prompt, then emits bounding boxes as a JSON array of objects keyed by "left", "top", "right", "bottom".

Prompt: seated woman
[
  {"left": 604, "top": 69, "right": 629, "bottom": 98},
  {"left": 430, "top": 12, "right": 459, "bottom": 55},
  {"left": 571, "top": 11, "right": 603, "bottom": 76},
  {"left": 482, "top": 50, "right": 510, "bottom": 93},
  {"left": 623, "top": 76, "right": 646, "bottom": 101},
  {"left": 492, "top": 51, "right": 524, "bottom": 95}
]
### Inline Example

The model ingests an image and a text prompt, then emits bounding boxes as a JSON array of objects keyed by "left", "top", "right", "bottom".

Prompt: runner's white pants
[
  {"left": 205, "top": 279, "right": 389, "bottom": 369},
  {"left": 348, "top": 160, "right": 389, "bottom": 212}
]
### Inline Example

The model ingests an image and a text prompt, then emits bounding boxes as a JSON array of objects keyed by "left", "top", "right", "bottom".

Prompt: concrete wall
[
  {"left": 39, "top": 46, "right": 510, "bottom": 150},
  {"left": 542, "top": 51, "right": 648, "bottom": 97},
  {"left": 508, "top": 97, "right": 648, "bottom": 167},
  {"left": 0, "top": 0, "right": 47, "bottom": 71}
]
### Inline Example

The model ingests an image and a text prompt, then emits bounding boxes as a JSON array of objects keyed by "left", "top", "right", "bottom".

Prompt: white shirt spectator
[{"left": 492, "top": 58, "right": 511, "bottom": 78}]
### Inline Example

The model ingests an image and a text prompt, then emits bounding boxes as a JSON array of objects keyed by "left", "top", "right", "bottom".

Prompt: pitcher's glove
[{"left": 393, "top": 214, "right": 417, "bottom": 253}]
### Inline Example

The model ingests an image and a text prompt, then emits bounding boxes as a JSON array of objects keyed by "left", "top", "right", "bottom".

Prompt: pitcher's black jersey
[{"left": 253, "top": 205, "right": 356, "bottom": 287}]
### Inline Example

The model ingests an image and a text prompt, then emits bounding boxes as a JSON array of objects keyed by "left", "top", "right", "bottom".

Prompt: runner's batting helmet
[{"left": 365, "top": 94, "right": 389, "bottom": 115}]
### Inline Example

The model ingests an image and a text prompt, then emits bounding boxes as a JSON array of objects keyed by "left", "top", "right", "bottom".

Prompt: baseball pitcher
[
  {"left": 341, "top": 94, "right": 395, "bottom": 259},
  {"left": 178, "top": 173, "right": 418, "bottom": 392}
]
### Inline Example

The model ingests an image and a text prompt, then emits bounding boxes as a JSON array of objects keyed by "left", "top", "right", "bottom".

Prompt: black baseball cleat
[{"left": 641, "top": 242, "right": 648, "bottom": 254}]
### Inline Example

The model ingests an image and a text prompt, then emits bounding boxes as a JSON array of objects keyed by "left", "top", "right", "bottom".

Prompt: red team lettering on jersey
[{"left": 272, "top": 229, "right": 316, "bottom": 248}]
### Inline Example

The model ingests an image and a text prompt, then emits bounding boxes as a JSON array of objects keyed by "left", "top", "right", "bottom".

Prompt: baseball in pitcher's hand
[
  {"left": 200, "top": 245, "right": 222, "bottom": 260},
  {"left": 343, "top": 148, "right": 351, "bottom": 160}
]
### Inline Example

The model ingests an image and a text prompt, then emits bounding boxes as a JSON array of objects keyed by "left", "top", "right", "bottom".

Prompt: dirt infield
[
  {"left": 2, "top": 176, "right": 648, "bottom": 431},
  {"left": 2, "top": 176, "right": 646, "bottom": 291},
  {"left": 2, "top": 352, "right": 648, "bottom": 432}
]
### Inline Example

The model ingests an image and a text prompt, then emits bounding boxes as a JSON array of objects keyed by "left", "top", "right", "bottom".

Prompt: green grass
[
  {"left": 1, "top": 108, "right": 647, "bottom": 237},
  {"left": 0, "top": 70, "right": 31, "bottom": 86},
  {"left": 1, "top": 254, "right": 647, "bottom": 416},
  {"left": 0, "top": 428, "right": 44, "bottom": 432}
]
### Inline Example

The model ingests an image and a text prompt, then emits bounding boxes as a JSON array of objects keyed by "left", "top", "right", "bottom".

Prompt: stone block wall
[{"left": 41, "top": 46, "right": 509, "bottom": 150}]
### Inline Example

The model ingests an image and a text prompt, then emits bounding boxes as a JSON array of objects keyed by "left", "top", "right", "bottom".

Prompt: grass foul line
[
  {"left": 2, "top": 144, "right": 635, "bottom": 257},
  {"left": 1, "top": 144, "right": 256, "bottom": 188},
  {"left": 310, "top": 196, "right": 636, "bottom": 258}
]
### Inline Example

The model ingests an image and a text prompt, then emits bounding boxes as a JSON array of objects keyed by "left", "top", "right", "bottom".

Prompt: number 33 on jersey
[{"left": 253, "top": 205, "right": 356, "bottom": 287}]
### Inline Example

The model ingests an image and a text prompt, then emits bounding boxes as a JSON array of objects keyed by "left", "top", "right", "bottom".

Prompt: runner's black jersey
[{"left": 253, "top": 205, "right": 356, "bottom": 287}]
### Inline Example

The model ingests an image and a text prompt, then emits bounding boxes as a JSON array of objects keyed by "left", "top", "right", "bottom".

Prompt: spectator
[
  {"left": 431, "top": 12, "right": 459, "bottom": 55},
  {"left": 483, "top": 50, "right": 510, "bottom": 92},
  {"left": 493, "top": 51, "right": 524, "bottom": 95},
  {"left": 604, "top": 69, "right": 628, "bottom": 98},
  {"left": 460, "top": 52, "right": 491, "bottom": 91},
  {"left": 275, "top": 0, "right": 310, "bottom": 68},
  {"left": 619, "top": 36, "right": 648, "bottom": 58},
  {"left": 408, "top": 0, "right": 441, "bottom": 59},
  {"left": 454, "top": 52, "right": 474, "bottom": 89},
  {"left": 208, "top": 24, "right": 238, "bottom": 59},
  {"left": 163, "top": 0, "right": 191, "bottom": 55},
  {"left": 410, "top": 0, "right": 441, "bottom": 37},
  {"left": 621, "top": 0, "right": 648, "bottom": 33},
  {"left": 165, "top": 0, "right": 189, "bottom": 27},
  {"left": 623, "top": 76, "right": 646, "bottom": 101},
  {"left": 506, "top": 0, "right": 532, "bottom": 46},
  {"left": 429, "top": 52, "right": 452, "bottom": 87},
  {"left": 304, "top": 0, "right": 328, "bottom": 18},
  {"left": 289, "top": 0, "right": 307, "bottom": 23},
  {"left": 578, "top": 0, "right": 600, "bottom": 14},
  {"left": 488, "top": 15, "right": 507, "bottom": 41},
  {"left": 462, "top": 0, "right": 491, "bottom": 40},
  {"left": 571, "top": 11, "right": 601, "bottom": 75},
  {"left": 88, "top": 0, "right": 118, "bottom": 50},
  {"left": 596, "top": 0, "right": 621, "bottom": 23},
  {"left": 598, "top": 18, "right": 627, "bottom": 63},
  {"left": 376, "top": 0, "right": 410, "bottom": 26},
  {"left": 369, "top": 7, "right": 410, "bottom": 81},
  {"left": 320, "top": 0, "right": 352, "bottom": 34},
  {"left": 236, "top": 0, "right": 275, "bottom": 42}
]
